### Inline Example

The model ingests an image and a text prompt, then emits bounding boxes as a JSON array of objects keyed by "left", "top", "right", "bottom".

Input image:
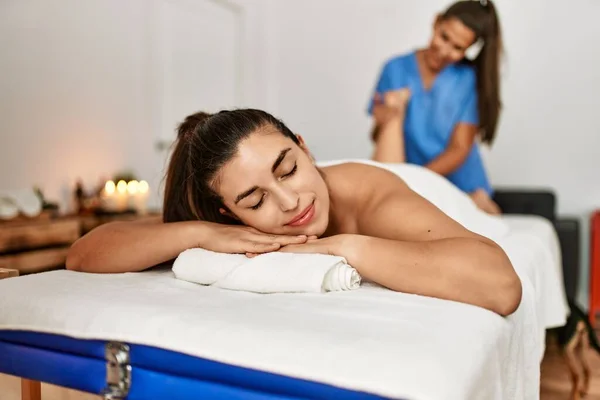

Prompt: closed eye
[
  {"left": 250, "top": 195, "right": 265, "bottom": 210},
  {"left": 281, "top": 163, "right": 297, "bottom": 179}
]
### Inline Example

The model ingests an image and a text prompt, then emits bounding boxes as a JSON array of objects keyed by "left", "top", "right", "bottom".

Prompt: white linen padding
[
  {"left": 172, "top": 248, "right": 361, "bottom": 293},
  {"left": 0, "top": 162, "right": 569, "bottom": 399},
  {"left": 0, "top": 224, "right": 568, "bottom": 400}
]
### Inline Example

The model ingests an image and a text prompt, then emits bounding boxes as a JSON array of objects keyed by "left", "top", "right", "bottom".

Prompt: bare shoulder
[
  {"left": 321, "top": 162, "right": 410, "bottom": 203},
  {"left": 323, "top": 162, "right": 482, "bottom": 242}
]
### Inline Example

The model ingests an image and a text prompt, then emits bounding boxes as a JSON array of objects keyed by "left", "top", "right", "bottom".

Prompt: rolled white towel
[
  {"left": 0, "top": 189, "right": 42, "bottom": 218},
  {"left": 172, "top": 248, "right": 361, "bottom": 293}
]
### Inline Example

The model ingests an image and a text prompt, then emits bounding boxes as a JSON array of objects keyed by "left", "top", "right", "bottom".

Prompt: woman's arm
[
  {"left": 282, "top": 165, "right": 521, "bottom": 316},
  {"left": 342, "top": 234, "right": 519, "bottom": 316},
  {"left": 66, "top": 218, "right": 204, "bottom": 273},
  {"left": 67, "top": 218, "right": 311, "bottom": 273},
  {"left": 425, "top": 123, "right": 477, "bottom": 175}
]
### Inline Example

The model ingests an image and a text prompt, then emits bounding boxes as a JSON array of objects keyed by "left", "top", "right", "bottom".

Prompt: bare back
[{"left": 320, "top": 162, "right": 491, "bottom": 245}]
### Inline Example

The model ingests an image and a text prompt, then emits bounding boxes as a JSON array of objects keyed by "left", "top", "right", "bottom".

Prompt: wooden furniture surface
[
  {"left": 0, "top": 268, "right": 19, "bottom": 279},
  {"left": 0, "top": 212, "right": 159, "bottom": 275}
]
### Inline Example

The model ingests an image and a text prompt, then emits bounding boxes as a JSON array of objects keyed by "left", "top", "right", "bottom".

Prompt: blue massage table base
[{"left": 0, "top": 331, "right": 386, "bottom": 400}]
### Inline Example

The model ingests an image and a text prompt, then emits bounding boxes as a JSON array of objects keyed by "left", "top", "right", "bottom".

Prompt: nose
[
  {"left": 274, "top": 184, "right": 299, "bottom": 212},
  {"left": 438, "top": 44, "right": 450, "bottom": 59}
]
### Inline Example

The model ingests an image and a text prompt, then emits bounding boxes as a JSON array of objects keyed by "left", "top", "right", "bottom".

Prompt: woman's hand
[
  {"left": 277, "top": 234, "right": 356, "bottom": 259},
  {"left": 198, "top": 222, "right": 312, "bottom": 255}
]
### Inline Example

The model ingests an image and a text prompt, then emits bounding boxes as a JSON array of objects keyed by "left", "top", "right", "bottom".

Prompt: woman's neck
[{"left": 319, "top": 166, "right": 359, "bottom": 237}]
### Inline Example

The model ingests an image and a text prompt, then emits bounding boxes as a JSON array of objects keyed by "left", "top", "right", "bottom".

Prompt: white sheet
[
  {"left": 0, "top": 215, "right": 567, "bottom": 400},
  {"left": 0, "top": 162, "right": 569, "bottom": 399}
]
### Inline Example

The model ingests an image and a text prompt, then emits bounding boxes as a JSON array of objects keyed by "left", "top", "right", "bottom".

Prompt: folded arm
[
  {"left": 66, "top": 218, "right": 199, "bottom": 273},
  {"left": 283, "top": 165, "right": 521, "bottom": 316},
  {"left": 352, "top": 169, "right": 520, "bottom": 315},
  {"left": 425, "top": 122, "right": 477, "bottom": 176},
  {"left": 67, "top": 217, "right": 311, "bottom": 273}
]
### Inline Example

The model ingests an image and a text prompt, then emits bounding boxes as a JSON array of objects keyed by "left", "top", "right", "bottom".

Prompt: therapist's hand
[
  {"left": 383, "top": 88, "right": 411, "bottom": 116},
  {"left": 372, "top": 89, "right": 411, "bottom": 127}
]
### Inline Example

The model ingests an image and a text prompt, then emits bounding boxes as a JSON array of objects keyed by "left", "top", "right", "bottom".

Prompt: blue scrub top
[{"left": 368, "top": 51, "right": 492, "bottom": 194}]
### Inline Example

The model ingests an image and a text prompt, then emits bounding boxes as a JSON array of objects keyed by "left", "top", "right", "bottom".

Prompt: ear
[{"left": 219, "top": 207, "right": 239, "bottom": 220}]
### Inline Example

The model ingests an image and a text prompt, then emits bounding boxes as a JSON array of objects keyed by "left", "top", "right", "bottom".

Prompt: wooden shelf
[
  {"left": 0, "top": 218, "right": 80, "bottom": 253},
  {"left": 0, "top": 212, "right": 160, "bottom": 275}
]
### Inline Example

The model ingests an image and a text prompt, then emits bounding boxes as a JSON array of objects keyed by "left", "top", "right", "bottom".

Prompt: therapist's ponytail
[{"left": 443, "top": 0, "right": 503, "bottom": 145}]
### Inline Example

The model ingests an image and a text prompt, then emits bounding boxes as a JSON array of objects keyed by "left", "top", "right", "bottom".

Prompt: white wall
[
  {"left": 265, "top": 0, "right": 600, "bottom": 308},
  {"left": 1, "top": 0, "right": 599, "bottom": 306},
  {"left": 0, "top": 0, "right": 269, "bottom": 211},
  {"left": 0, "top": 0, "right": 157, "bottom": 210}
]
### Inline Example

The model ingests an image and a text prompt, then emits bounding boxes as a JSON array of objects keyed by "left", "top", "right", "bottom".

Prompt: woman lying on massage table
[{"left": 66, "top": 109, "right": 521, "bottom": 316}]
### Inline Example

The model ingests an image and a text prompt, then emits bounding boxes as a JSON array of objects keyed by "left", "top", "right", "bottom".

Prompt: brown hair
[
  {"left": 162, "top": 109, "right": 300, "bottom": 224},
  {"left": 442, "top": 0, "right": 503, "bottom": 145}
]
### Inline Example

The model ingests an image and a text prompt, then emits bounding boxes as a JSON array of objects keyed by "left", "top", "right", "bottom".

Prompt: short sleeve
[
  {"left": 458, "top": 69, "right": 479, "bottom": 125},
  {"left": 367, "top": 57, "right": 409, "bottom": 115}
]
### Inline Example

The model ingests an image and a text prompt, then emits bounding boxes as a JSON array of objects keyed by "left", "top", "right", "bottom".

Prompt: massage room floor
[{"left": 0, "top": 330, "right": 598, "bottom": 400}]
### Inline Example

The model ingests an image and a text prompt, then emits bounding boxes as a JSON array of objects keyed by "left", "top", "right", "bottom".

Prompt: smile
[{"left": 286, "top": 201, "right": 316, "bottom": 227}]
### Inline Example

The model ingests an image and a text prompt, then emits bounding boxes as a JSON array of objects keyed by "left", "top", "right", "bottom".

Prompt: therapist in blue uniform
[{"left": 369, "top": 0, "right": 502, "bottom": 214}]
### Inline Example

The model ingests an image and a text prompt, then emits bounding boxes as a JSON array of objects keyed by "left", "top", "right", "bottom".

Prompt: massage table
[{"left": 0, "top": 162, "right": 569, "bottom": 400}]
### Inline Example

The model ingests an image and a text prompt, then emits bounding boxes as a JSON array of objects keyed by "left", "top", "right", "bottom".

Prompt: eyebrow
[
  {"left": 234, "top": 148, "right": 292, "bottom": 205},
  {"left": 441, "top": 29, "right": 467, "bottom": 50},
  {"left": 272, "top": 148, "right": 292, "bottom": 173},
  {"left": 235, "top": 185, "right": 259, "bottom": 204}
]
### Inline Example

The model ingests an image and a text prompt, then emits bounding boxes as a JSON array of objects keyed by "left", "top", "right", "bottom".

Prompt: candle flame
[
  {"left": 116, "top": 180, "right": 127, "bottom": 194},
  {"left": 138, "top": 180, "right": 149, "bottom": 194},
  {"left": 104, "top": 180, "right": 115, "bottom": 195},
  {"left": 127, "top": 180, "right": 139, "bottom": 195}
]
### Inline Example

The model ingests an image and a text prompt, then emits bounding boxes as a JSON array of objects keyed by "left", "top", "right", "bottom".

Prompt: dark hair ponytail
[
  {"left": 162, "top": 109, "right": 300, "bottom": 224},
  {"left": 162, "top": 111, "right": 214, "bottom": 224},
  {"left": 443, "top": 0, "right": 503, "bottom": 145}
]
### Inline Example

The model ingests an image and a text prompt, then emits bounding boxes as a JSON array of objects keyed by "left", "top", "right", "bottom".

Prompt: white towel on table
[{"left": 172, "top": 248, "right": 361, "bottom": 293}]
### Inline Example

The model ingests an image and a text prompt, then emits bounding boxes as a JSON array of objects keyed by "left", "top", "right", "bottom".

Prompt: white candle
[
  {"left": 116, "top": 180, "right": 128, "bottom": 212},
  {"left": 126, "top": 180, "right": 138, "bottom": 210},
  {"left": 136, "top": 180, "right": 149, "bottom": 215},
  {"left": 100, "top": 180, "right": 118, "bottom": 212}
]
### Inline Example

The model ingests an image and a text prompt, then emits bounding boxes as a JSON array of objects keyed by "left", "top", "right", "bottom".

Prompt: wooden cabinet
[{"left": 0, "top": 213, "right": 159, "bottom": 275}]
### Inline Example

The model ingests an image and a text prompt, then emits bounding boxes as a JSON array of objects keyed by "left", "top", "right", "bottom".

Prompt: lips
[{"left": 286, "top": 202, "right": 316, "bottom": 227}]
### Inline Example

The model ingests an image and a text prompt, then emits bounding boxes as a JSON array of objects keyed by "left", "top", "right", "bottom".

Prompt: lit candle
[
  {"left": 136, "top": 180, "right": 149, "bottom": 215},
  {"left": 116, "top": 180, "right": 128, "bottom": 212},
  {"left": 126, "top": 180, "right": 138, "bottom": 210},
  {"left": 100, "top": 180, "right": 118, "bottom": 212}
]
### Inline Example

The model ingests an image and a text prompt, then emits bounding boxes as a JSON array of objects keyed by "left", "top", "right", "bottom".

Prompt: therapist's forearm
[
  {"left": 425, "top": 146, "right": 469, "bottom": 176},
  {"left": 371, "top": 117, "right": 405, "bottom": 163}
]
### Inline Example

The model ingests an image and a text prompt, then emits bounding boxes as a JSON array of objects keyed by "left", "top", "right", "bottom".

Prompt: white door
[{"left": 151, "top": 0, "right": 243, "bottom": 149}]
